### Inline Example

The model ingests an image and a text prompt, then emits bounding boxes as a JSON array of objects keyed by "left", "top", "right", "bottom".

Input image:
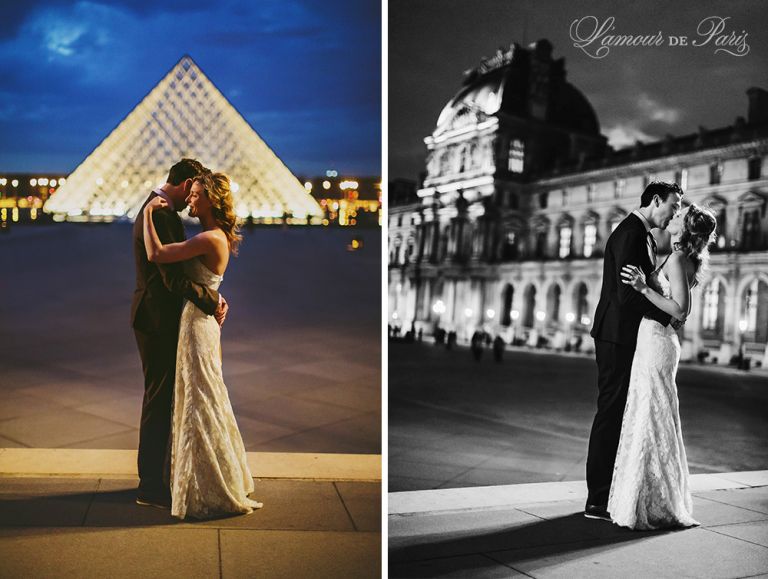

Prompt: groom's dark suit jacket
[
  {"left": 131, "top": 192, "right": 219, "bottom": 333},
  {"left": 590, "top": 212, "right": 671, "bottom": 345},
  {"left": 131, "top": 191, "right": 219, "bottom": 495}
]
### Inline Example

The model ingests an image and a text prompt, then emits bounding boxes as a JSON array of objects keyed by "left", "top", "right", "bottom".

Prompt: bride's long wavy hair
[
  {"left": 672, "top": 203, "right": 717, "bottom": 287},
  {"left": 193, "top": 172, "right": 242, "bottom": 256}
]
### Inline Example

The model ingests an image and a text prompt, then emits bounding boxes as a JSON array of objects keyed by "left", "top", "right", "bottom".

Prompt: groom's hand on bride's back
[{"left": 214, "top": 295, "right": 229, "bottom": 327}]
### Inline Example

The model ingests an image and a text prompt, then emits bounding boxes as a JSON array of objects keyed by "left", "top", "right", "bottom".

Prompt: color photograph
[{"left": 0, "top": 1, "right": 382, "bottom": 576}]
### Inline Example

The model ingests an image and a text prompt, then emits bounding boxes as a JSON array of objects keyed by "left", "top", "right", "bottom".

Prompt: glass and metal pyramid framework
[{"left": 45, "top": 56, "right": 323, "bottom": 223}]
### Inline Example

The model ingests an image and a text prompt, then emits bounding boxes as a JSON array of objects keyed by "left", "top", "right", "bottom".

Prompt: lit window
[
  {"left": 679, "top": 168, "right": 688, "bottom": 191},
  {"left": 710, "top": 162, "right": 723, "bottom": 185},
  {"left": 508, "top": 139, "right": 524, "bottom": 173},
  {"left": 583, "top": 224, "right": 597, "bottom": 257},
  {"left": 614, "top": 179, "right": 625, "bottom": 198},
  {"left": 702, "top": 282, "right": 720, "bottom": 330},
  {"left": 559, "top": 226, "right": 572, "bottom": 259},
  {"left": 587, "top": 184, "right": 595, "bottom": 203}
]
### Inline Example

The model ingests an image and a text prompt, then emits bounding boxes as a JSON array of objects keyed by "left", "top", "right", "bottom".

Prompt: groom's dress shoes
[
  {"left": 584, "top": 504, "right": 611, "bottom": 521},
  {"left": 136, "top": 493, "right": 171, "bottom": 509}
]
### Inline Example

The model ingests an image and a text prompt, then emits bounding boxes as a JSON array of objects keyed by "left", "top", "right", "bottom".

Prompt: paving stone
[
  {"left": 220, "top": 530, "right": 380, "bottom": 579},
  {"left": 493, "top": 526, "right": 768, "bottom": 579},
  {"left": 389, "top": 554, "right": 527, "bottom": 578},
  {"left": 0, "top": 410, "right": 132, "bottom": 448},
  {"left": 256, "top": 412, "right": 381, "bottom": 454},
  {"left": 0, "top": 526, "right": 219, "bottom": 578},
  {"left": 0, "top": 477, "right": 99, "bottom": 527},
  {"left": 390, "top": 507, "right": 556, "bottom": 563},
  {"left": 706, "top": 520, "right": 768, "bottom": 548},
  {"left": 696, "top": 486, "right": 768, "bottom": 516},
  {"left": 335, "top": 481, "right": 381, "bottom": 531}
]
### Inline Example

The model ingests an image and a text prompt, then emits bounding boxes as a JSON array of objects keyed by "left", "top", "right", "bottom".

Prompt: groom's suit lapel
[{"left": 626, "top": 213, "right": 654, "bottom": 274}]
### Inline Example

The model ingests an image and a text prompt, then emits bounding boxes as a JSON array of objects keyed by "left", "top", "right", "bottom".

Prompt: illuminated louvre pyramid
[{"left": 45, "top": 55, "right": 322, "bottom": 223}]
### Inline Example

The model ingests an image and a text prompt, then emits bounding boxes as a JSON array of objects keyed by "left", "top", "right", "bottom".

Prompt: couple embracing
[
  {"left": 587, "top": 181, "right": 717, "bottom": 530},
  {"left": 131, "top": 158, "right": 262, "bottom": 519}
]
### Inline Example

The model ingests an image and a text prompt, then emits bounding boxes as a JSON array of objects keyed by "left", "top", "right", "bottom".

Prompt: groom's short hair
[
  {"left": 167, "top": 158, "right": 207, "bottom": 185},
  {"left": 640, "top": 181, "right": 683, "bottom": 207}
]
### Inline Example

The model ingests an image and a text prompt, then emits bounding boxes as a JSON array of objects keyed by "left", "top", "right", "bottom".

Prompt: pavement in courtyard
[
  {"left": 389, "top": 341, "right": 768, "bottom": 492},
  {"left": 0, "top": 224, "right": 381, "bottom": 455},
  {"left": 389, "top": 471, "right": 768, "bottom": 578},
  {"left": 0, "top": 448, "right": 381, "bottom": 578}
]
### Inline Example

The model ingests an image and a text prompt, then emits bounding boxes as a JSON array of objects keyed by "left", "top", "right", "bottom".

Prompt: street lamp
[
  {"left": 432, "top": 300, "right": 446, "bottom": 315},
  {"left": 486, "top": 308, "right": 495, "bottom": 320},
  {"left": 565, "top": 312, "right": 575, "bottom": 350},
  {"left": 392, "top": 312, "right": 399, "bottom": 320},
  {"left": 536, "top": 311, "right": 545, "bottom": 322}
]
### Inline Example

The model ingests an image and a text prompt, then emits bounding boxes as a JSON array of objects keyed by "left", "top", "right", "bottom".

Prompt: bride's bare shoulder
[{"left": 669, "top": 250, "right": 696, "bottom": 279}]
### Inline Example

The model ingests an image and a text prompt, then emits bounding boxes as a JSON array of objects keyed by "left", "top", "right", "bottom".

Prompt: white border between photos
[{"left": 380, "top": 0, "right": 389, "bottom": 574}]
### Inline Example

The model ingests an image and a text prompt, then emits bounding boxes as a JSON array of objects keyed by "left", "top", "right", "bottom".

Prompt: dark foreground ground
[
  {"left": 0, "top": 223, "right": 381, "bottom": 454},
  {"left": 389, "top": 341, "right": 768, "bottom": 492}
]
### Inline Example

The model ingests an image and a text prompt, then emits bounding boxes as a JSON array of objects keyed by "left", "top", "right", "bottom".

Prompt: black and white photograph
[{"left": 388, "top": 1, "right": 768, "bottom": 576}]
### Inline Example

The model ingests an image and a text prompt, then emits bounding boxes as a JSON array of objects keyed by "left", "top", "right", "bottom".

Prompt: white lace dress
[
  {"left": 170, "top": 258, "right": 262, "bottom": 520},
  {"left": 607, "top": 267, "right": 699, "bottom": 530}
]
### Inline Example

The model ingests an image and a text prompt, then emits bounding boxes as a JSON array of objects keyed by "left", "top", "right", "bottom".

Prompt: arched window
[
  {"left": 501, "top": 284, "right": 514, "bottom": 326},
  {"left": 742, "top": 279, "right": 768, "bottom": 343},
  {"left": 546, "top": 284, "right": 561, "bottom": 324},
  {"left": 558, "top": 226, "right": 572, "bottom": 259},
  {"left": 574, "top": 283, "right": 590, "bottom": 326},
  {"left": 701, "top": 280, "right": 725, "bottom": 338},
  {"left": 523, "top": 285, "right": 537, "bottom": 328}
]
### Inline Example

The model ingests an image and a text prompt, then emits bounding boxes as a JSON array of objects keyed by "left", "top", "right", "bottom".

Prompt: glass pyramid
[{"left": 45, "top": 55, "right": 323, "bottom": 223}]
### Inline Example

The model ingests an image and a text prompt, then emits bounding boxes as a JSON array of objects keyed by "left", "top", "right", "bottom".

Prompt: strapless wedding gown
[
  {"left": 170, "top": 257, "right": 262, "bottom": 520},
  {"left": 607, "top": 267, "right": 699, "bottom": 530}
]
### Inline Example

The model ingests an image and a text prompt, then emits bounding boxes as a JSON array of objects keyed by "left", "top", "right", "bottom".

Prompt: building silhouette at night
[{"left": 388, "top": 39, "right": 768, "bottom": 367}]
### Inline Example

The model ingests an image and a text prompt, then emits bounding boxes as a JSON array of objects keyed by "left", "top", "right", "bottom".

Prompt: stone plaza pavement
[
  {"left": 389, "top": 471, "right": 768, "bottom": 578},
  {"left": 0, "top": 224, "right": 381, "bottom": 454},
  {"left": 0, "top": 448, "right": 381, "bottom": 578}
]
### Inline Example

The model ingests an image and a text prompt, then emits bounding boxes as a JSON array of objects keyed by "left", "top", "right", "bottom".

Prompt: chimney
[{"left": 747, "top": 87, "right": 768, "bottom": 124}]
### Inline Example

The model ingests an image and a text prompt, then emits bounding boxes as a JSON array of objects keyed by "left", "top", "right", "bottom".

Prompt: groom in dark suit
[
  {"left": 131, "top": 158, "right": 227, "bottom": 508},
  {"left": 585, "top": 181, "right": 683, "bottom": 520}
]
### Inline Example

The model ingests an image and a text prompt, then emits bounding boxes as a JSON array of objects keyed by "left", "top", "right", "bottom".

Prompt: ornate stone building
[{"left": 388, "top": 39, "right": 768, "bottom": 367}]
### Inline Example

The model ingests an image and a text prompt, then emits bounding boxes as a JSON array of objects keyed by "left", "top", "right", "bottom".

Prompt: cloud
[
  {"left": 604, "top": 123, "right": 658, "bottom": 149},
  {"left": 636, "top": 93, "right": 682, "bottom": 124}
]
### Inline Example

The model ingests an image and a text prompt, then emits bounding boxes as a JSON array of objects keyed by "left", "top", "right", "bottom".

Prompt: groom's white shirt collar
[
  {"left": 153, "top": 187, "right": 176, "bottom": 211},
  {"left": 632, "top": 209, "right": 652, "bottom": 233}
]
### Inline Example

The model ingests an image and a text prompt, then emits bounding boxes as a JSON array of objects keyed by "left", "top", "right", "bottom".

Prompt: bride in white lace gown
[
  {"left": 609, "top": 203, "right": 716, "bottom": 530},
  {"left": 143, "top": 172, "right": 262, "bottom": 520}
]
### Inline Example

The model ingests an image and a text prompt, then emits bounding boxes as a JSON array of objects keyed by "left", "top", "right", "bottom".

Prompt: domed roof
[{"left": 435, "top": 41, "right": 600, "bottom": 137}]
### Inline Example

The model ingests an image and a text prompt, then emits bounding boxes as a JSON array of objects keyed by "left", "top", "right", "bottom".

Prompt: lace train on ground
[
  {"left": 170, "top": 258, "right": 262, "bottom": 520},
  {"left": 608, "top": 268, "right": 699, "bottom": 530}
]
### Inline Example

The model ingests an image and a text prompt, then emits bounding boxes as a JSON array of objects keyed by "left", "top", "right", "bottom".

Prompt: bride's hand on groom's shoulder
[
  {"left": 145, "top": 197, "right": 168, "bottom": 213},
  {"left": 620, "top": 265, "right": 647, "bottom": 293}
]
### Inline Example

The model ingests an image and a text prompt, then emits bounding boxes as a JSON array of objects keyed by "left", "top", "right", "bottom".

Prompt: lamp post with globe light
[
  {"left": 510, "top": 309, "right": 520, "bottom": 345},
  {"left": 565, "top": 312, "right": 575, "bottom": 350}
]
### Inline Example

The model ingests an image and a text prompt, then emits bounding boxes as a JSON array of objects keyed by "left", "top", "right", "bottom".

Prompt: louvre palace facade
[{"left": 388, "top": 39, "right": 768, "bottom": 367}]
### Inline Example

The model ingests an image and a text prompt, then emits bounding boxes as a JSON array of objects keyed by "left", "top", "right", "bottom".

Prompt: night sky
[
  {"left": 389, "top": 0, "right": 768, "bottom": 180},
  {"left": 0, "top": 0, "right": 381, "bottom": 176}
]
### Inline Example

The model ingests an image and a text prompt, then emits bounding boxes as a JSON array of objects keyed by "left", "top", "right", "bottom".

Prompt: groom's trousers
[
  {"left": 585, "top": 339, "right": 637, "bottom": 506},
  {"left": 134, "top": 328, "right": 177, "bottom": 497}
]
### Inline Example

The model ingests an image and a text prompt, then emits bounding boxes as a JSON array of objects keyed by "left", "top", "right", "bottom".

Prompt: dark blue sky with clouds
[
  {"left": 0, "top": 0, "right": 381, "bottom": 176},
  {"left": 390, "top": 0, "right": 768, "bottom": 180}
]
